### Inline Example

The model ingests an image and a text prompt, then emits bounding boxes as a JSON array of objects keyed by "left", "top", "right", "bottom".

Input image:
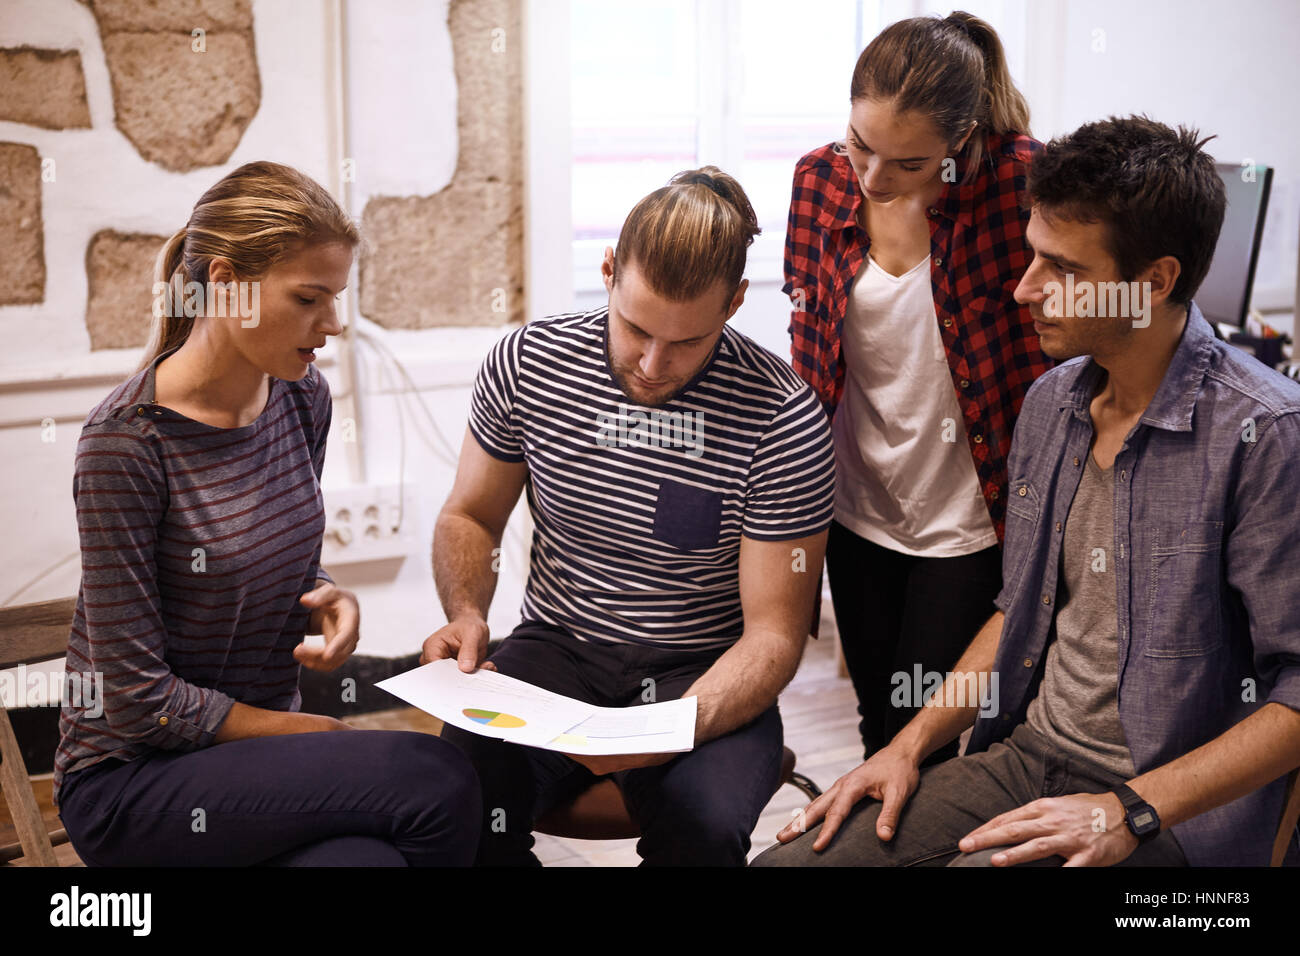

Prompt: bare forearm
[
  {"left": 433, "top": 509, "right": 501, "bottom": 624},
  {"left": 213, "top": 701, "right": 345, "bottom": 743},
  {"left": 682, "top": 629, "right": 803, "bottom": 744},
  {"left": 1129, "top": 701, "right": 1300, "bottom": 829},
  {"left": 892, "top": 610, "right": 1005, "bottom": 763}
]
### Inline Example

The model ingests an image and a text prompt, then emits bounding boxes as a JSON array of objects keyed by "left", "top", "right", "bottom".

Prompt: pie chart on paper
[{"left": 463, "top": 707, "right": 526, "bottom": 729}]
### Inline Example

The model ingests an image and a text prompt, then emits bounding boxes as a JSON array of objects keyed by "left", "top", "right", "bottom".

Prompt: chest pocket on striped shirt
[{"left": 652, "top": 478, "right": 723, "bottom": 551}]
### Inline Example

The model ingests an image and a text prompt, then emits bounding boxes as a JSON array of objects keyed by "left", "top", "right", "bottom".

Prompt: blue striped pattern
[{"left": 469, "top": 307, "right": 835, "bottom": 650}]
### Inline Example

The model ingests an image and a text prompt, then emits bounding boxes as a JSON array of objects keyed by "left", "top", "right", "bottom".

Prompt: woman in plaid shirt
[{"left": 784, "top": 11, "right": 1052, "bottom": 765}]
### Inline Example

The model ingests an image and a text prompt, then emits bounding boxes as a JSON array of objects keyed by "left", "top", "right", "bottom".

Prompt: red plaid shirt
[{"left": 784, "top": 132, "right": 1053, "bottom": 542}]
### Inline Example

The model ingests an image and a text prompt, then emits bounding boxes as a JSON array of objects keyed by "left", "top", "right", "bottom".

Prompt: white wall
[
  {"left": 0, "top": 0, "right": 531, "bottom": 671},
  {"left": 1032, "top": 0, "right": 1300, "bottom": 325},
  {"left": 580, "top": 0, "right": 1300, "bottom": 359},
  {"left": 0, "top": 0, "right": 338, "bottom": 375}
]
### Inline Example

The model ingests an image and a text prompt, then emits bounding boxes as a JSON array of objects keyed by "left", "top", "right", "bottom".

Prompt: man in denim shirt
[{"left": 754, "top": 116, "right": 1300, "bottom": 867}]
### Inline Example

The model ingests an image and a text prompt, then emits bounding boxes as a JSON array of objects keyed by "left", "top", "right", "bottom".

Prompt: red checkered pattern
[{"left": 783, "top": 132, "right": 1054, "bottom": 541}]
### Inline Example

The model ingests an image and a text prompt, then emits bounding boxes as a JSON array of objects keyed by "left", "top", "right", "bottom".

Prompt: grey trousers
[{"left": 750, "top": 721, "right": 1186, "bottom": 867}]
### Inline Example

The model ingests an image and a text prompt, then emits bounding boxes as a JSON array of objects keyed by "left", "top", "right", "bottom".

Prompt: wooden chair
[
  {"left": 1272, "top": 767, "right": 1300, "bottom": 866},
  {"left": 0, "top": 597, "right": 78, "bottom": 866}
]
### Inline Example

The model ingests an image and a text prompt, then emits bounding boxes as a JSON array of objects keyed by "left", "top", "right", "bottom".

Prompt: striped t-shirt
[
  {"left": 54, "top": 346, "right": 333, "bottom": 801},
  {"left": 469, "top": 306, "right": 835, "bottom": 650}
]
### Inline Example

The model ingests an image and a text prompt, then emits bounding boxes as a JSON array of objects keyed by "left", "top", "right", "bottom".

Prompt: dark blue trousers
[
  {"left": 438, "top": 621, "right": 785, "bottom": 866},
  {"left": 56, "top": 729, "right": 481, "bottom": 866}
]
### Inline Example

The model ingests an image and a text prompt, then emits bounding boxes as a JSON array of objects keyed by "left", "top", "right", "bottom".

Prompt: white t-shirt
[{"left": 830, "top": 253, "right": 997, "bottom": 557}]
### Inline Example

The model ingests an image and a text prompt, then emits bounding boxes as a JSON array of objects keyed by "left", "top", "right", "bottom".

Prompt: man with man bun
[{"left": 425, "top": 167, "right": 836, "bottom": 866}]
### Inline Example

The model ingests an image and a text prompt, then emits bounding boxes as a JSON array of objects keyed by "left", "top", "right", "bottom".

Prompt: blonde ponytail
[
  {"left": 138, "top": 227, "right": 194, "bottom": 372},
  {"left": 136, "top": 162, "right": 360, "bottom": 372}
]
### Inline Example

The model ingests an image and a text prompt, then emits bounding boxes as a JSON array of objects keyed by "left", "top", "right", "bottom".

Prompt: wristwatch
[{"left": 1112, "top": 783, "right": 1161, "bottom": 843}]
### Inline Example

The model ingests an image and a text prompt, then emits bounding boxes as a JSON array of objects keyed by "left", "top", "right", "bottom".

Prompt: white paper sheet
[{"left": 375, "top": 658, "right": 697, "bottom": 755}]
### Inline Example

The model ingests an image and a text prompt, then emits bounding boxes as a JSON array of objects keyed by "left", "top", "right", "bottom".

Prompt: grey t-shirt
[{"left": 1024, "top": 451, "right": 1137, "bottom": 779}]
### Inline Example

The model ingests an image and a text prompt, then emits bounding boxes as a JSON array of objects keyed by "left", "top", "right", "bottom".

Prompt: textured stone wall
[
  {"left": 359, "top": 0, "right": 524, "bottom": 330},
  {"left": 2, "top": 0, "right": 520, "bottom": 347},
  {"left": 84, "top": 230, "right": 168, "bottom": 350},
  {"left": 82, "top": 0, "right": 262, "bottom": 173},
  {"left": 0, "top": 47, "right": 92, "bottom": 130},
  {"left": 0, "top": 143, "right": 46, "bottom": 306}
]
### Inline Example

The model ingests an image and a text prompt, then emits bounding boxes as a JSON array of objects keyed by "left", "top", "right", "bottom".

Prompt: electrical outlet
[{"left": 320, "top": 483, "right": 414, "bottom": 566}]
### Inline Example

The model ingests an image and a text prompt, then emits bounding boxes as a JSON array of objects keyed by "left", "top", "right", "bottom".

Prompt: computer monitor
[{"left": 1197, "top": 163, "right": 1273, "bottom": 327}]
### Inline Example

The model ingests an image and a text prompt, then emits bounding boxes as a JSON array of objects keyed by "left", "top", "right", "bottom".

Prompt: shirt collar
[
  {"left": 817, "top": 141, "right": 985, "bottom": 232},
  {"left": 1062, "top": 301, "right": 1214, "bottom": 433},
  {"left": 91, "top": 346, "right": 177, "bottom": 424}
]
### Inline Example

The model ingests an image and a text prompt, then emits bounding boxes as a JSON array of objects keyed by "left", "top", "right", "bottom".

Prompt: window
[{"left": 569, "top": 0, "right": 886, "bottom": 294}]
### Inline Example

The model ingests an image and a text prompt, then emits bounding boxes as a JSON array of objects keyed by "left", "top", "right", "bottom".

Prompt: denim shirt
[{"left": 969, "top": 302, "right": 1300, "bottom": 866}]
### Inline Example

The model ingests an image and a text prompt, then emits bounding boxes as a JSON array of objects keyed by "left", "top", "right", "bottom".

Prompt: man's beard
[
  {"left": 609, "top": 362, "right": 686, "bottom": 407},
  {"left": 1031, "top": 306, "right": 1134, "bottom": 362}
]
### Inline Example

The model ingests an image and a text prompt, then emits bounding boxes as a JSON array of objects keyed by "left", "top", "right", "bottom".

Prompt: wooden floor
[{"left": 2, "top": 607, "right": 862, "bottom": 867}]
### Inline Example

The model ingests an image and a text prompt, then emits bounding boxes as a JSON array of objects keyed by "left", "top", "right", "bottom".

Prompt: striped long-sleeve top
[{"left": 53, "top": 346, "right": 333, "bottom": 801}]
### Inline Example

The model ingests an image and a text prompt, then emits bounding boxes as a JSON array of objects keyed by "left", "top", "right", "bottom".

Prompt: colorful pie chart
[{"left": 463, "top": 707, "right": 526, "bottom": 729}]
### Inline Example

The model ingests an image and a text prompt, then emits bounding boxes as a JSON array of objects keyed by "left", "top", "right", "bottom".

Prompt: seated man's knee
[
  {"left": 750, "top": 802, "right": 901, "bottom": 866},
  {"left": 636, "top": 797, "right": 756, "bottom": 865}
]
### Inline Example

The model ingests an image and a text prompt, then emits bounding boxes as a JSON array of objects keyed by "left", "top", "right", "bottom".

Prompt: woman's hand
[{"left": 296, "top": 580, "right": 360, "bottom": 672}]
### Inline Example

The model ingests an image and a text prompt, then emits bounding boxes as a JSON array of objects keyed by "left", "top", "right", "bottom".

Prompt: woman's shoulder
[
  {"left": 967, "top": 131, "right": 1043, "bottom": 215},
  {"left": 985, "top": 130, "right": 1043, "bottom": 169},
  {"left": 792, "top": 141, "right": 854, "bottom": 189},
  {"left": 789, "top": 142, "right": 856, "bottom": 229},
  {"left": 77, "top": 365, "right": 169, "bottom": 467},
  {"left": 84, "top": 363, "right": 153, "bottom": 430},
  {"left": 74, "top": 371, "right": 169, "bottom": 490}
]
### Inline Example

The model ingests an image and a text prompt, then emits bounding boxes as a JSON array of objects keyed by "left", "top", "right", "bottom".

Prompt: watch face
[{"left": 1131, "top": 808, "right": 1159, "bottom": 834}]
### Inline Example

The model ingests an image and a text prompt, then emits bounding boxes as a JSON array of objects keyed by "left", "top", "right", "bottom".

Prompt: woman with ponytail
[
  {"left": 784, "top": 12, "right": 1052, "bottom": 766},
  {"left": 54, "top": 161, "right": 480, "bottom": 866}
]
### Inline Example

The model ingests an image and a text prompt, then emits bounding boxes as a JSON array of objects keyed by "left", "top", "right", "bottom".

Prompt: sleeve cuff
[
  {"left": 1265, "top": 666, "right": 1300, "bottom": 714},
  {"left": 149, "top": 690, "right": 235, "bottom": 749}
]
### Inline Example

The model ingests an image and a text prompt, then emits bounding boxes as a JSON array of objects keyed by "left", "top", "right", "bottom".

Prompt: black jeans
[
  {"left": 439, "top": 620, "right": 785, "bottom": 866},
  {"left": 825, "top": 519, "right": 1003, "bottom": 765},
  {"left": 57, "top": 730, "right": 482, "bottom": 866}
]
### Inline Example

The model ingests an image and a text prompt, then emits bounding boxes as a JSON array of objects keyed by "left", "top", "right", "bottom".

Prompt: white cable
[{"left": 354, "top": 327, "right": 460, "bottom": 467}]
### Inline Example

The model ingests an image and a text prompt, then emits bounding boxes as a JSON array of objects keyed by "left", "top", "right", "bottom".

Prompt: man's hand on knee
[
  {"left": 957, "top": 792, "right": 1140, "bottom": 867},
  {"left": 776, "top": 743, "right": 921, "bottom": 852}
]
